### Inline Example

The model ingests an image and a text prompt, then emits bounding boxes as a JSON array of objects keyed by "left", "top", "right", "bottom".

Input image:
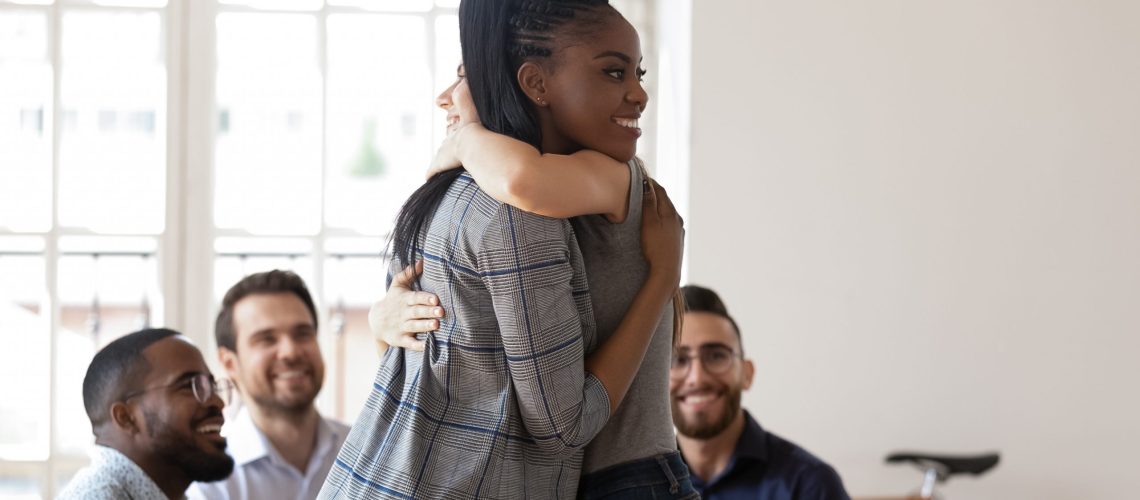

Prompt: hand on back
[{"left": 371, "top": 260, "right": 443, "bottom": 353}]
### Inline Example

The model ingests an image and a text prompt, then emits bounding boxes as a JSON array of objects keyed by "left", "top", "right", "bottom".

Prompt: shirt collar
[
  {"left": 90, "top": 445, "right": 182, "bottom": 500},
  {"left": 224, "top": 408, "right": 270, "bottom": 466},
  {"left": 223, "top": 407, "right": 344, "bottom": 471}
]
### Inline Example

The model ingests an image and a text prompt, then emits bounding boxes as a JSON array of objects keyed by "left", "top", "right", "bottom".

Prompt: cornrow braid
[{"left": 506, "top": 0, "right": 609, "bottom": 64}]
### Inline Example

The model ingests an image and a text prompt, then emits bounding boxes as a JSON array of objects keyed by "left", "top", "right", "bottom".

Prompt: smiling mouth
[
  {"left": 275, "top": 369, "right": 310, "bottom": 381},
  {"left": 678, "top": 390, "right": 722, "bottom": 409},
  {"left": 613, "top": 117, "right": 640, "bottom": 129},
  {"left": 196, "top": 423, "right": 223, "bottom": 435}
]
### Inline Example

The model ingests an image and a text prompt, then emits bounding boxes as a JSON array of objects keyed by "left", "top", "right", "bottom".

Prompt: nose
[
  {"left": 683, "top": 356, "right": 711, "bottom": 387},
  {"left": 205, "top": 385, "right": 226, "bottom": 410},
  {"left": 436, "top": 80, "right": 457, "bottom": 110},
  {"left": 278, "top": 335, "right": 301, "bottom": 362},
  {"left": 626, "top": 79, "right": 648, "bottom": 111},
  {"left": 208, "top": 392, "right": 225, "bottom": 410}
]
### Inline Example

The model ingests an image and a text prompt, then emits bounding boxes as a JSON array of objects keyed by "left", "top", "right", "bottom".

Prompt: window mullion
[
  {"left": 180, "top": 0, "right": 219, "bottom": 353},
  {"left": 313, "top": 3, "right": 332, "bottom": 418},
  {"left": 161, "top": 0, "right": 187, "bottom": 332},
  {"left": 45, "top": 0, "right": 63, "bottom": 496}
]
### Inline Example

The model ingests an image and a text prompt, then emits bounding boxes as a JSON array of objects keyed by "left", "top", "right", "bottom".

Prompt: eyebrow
[
  {"left": 168, "top": 370, "right": 202, "bottom": 385},
  {"left": 698, "top": 342, "right": 734, "bottom": 351},
  {"left": 593, "top": 50, "right": 634, "bottom": 64}
]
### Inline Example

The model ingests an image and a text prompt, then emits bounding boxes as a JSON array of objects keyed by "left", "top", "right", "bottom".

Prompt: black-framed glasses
[
  {"left": 123, "top": 373, "right": 234, "bottom": 406},
  {"left": 670, "top": 344, "right": 741, "bottom": 378}
]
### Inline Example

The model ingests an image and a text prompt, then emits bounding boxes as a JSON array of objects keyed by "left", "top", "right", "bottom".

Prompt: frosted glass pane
[
  {"left": 434, "top": 14, "right": 460, "bottom": 148},
  {"left": 0, "top": 11, "right": 52, "bottom": 232},
  {"left": 218, "top": 0, "right": 319, "bottom": 11},
  {"left": 0, "top": 473, "right": 41, "bottom": 500},
  {"left": 326, "top": 0, "right": 431, "bottom": 11},
  {"left": 0, "top": 254, "right": 49, "bottom": 461},
  {"left": 215, "top": 13, "right": 321, "bottom": 235},
  {"left": 212, "top": 236, "right": 315, "bottom": 300},
  {"left": 324, "top": 14, "right": 432, "bottom": 235},
  {"left": 58, "top": 11, "right": 166, "bottom": 234}
]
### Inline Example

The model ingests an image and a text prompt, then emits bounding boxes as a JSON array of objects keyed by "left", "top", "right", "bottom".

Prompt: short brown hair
[{"left": 215, "top": 270, "right": 318, "bottom": 352}]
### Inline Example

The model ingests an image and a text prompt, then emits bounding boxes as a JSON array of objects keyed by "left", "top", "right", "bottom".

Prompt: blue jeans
[{"left": 577, "top": 452, "right": 701, "bottom": 499}]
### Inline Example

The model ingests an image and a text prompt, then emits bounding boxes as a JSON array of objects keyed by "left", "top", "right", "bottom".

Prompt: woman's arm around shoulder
[{"left": 436, "top": 123, "right": 631, "bottom": 221}]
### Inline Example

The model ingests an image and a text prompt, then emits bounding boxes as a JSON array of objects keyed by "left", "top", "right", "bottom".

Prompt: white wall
[{"left": 687, "top": 1, "right": 1140, "bottom": 498}]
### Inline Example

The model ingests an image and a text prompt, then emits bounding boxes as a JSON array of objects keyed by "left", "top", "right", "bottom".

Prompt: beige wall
[{"left": 687, "top": 1, "right": 1140, "bottom": 498}]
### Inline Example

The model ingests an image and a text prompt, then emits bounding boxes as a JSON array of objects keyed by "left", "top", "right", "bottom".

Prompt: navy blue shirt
[{"left": 683, "top": 411, "right": 851, "bottom": 500}]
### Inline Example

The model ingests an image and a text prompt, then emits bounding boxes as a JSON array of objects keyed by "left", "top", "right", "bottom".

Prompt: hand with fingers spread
[
  {"left": 371, "top": 260, "right": 445, "bottom": 354},
  {"left": 640, "top": 178, "right": 685, "bottom": 288}
]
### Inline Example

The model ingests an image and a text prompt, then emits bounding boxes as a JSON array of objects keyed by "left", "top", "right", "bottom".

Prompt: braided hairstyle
[{"left": 389, "top": 0, "right": 618, "bottom": 271}]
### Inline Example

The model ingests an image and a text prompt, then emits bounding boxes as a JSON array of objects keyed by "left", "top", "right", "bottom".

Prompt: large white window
[{"left": 0, "top": 0, "right": 657, "bottom": 497}]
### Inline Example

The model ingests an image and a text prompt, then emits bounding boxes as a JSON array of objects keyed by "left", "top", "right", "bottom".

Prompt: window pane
[
  {"left": 325, "top": 305, "right": 371, "bottom": 421},
  {"left": 323, "top": 252, "right": 386, "bottom": 421},
  {"left": 0, "top": 11, "right": 52, "bottom": 232},
  {"left": 213, "top": 237, "right": 315, "bottom": 299},
  {"left": 0, "top": 471, "right": 42, "bottom": 500},
  {"left": 58, "top": 10, "right": 166, "bottom": 234},
  {"left": 218, "top": 0, "right": 320, "bottom": 11},
  {"left": 326, "top": 0, "right": 431, "bottom": 12},
  {"left": 61, "top": 0, "right": 166, "bottom": 6},
  {"left": 325, "top": 14, "right": 431, "bottom": 235},
  {"left": 56, "top": 237, "right": 160, "bottom": 456},
  {"left": 434, "top": 14, "right": 459, "bottom": 148},
  {"left": 0, "top": 248, "right": 49, "bottom": 462},
  {"left": 215, "top": 13, "right": 321, "bottom": 235}
]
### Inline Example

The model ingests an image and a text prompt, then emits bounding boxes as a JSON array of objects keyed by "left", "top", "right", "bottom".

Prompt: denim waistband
[{"left": 578, "top": 451, "right": 693, "bottom": 497}]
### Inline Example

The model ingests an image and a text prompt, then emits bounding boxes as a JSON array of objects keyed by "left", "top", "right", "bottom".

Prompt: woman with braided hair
[{"left": 320, "top": 0, "right": 690, "bottom": 498}]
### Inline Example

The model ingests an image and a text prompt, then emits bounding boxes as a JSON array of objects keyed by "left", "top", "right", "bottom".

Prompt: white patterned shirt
[
  {"left": 57, "top": 445, "right": 182, "bottom": 500},
  {"left": 188, "top": 409, "right": 349, "bottom": 500}
]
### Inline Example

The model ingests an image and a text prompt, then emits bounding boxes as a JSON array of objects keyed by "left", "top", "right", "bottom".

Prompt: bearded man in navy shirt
[{"left": 673, "top": 286, "right": 851, "bottom": 500}]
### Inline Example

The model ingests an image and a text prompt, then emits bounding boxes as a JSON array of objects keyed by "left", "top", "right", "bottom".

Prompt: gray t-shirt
[{"left": 572, "top": 159, "right": 677, "bottom": 473}]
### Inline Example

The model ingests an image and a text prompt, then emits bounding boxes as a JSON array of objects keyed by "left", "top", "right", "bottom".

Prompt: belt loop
[{"left": 656, "top": 454, "right": 680, "bottom": 494}]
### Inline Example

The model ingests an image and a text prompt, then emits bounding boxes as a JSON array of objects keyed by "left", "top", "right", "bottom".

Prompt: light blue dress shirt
[{"left": 189, "top": 409, "right": 349, "bottom": 500}]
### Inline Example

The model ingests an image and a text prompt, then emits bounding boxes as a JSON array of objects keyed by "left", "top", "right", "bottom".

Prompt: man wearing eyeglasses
[
  {"left": 59, "top": 328, "right": 236, "bottom": 500},
  {"left": 673, "top": 286, "right": 850, "bottom": 500},
  {"left": 190, "top": 270, "right": 348, "bottom": 500}
]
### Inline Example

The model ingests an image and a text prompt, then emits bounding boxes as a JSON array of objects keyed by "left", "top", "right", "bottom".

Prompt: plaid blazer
[{"left": 320, "top": 174, "right": 609, "bottom": 499}]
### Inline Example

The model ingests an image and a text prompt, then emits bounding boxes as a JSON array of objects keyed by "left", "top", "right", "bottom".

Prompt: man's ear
[
  {"left": 218, "top": 347, "right": 239, "bottom": 380},
  {"left": 741, "top": 359, "right": 756, "bottom": 391},
  {"left": 517, "top": 61, "right": 550, "bottom": 107},
  {"left": 109, "top": 401, "right": 139, "bottom": 434}
]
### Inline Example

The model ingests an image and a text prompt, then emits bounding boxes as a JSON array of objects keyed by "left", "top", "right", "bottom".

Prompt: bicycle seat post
[{"left": 919, "top": 467, "right": 939, "bottom": 499}]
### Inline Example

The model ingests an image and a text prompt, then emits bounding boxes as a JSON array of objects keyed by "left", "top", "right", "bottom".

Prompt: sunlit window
[
  {"left": 0, "top": 239, "right": 49, "bottom": 463},
  {"left": 214, "top": 12, "right": 322, "bottom": 235},
  {"left": 0, "top": 11, "right": 51, "bottom": 232},
  {"left": 0, "top": 1, "right": 654, "bottom": 497},
  {"left": 58, "top": 11, "right": 166, "bottom": 234}
]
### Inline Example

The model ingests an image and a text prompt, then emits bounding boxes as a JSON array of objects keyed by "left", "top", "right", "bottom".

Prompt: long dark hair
[{"left": 389, "top": 0, "right": 614, "bottom": 271}]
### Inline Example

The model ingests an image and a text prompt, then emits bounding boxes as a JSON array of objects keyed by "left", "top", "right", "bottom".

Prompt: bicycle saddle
[{"left": 885, "top": 451, "right": 1000, "bottom": 479}]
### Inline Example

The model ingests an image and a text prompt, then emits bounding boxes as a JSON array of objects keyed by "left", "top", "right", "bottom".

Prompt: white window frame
[{"left": 0, "top": 1, "right": 674, "bottom": 497}]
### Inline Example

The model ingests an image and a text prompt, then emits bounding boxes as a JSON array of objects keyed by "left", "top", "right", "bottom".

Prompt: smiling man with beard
[
  {"left": 59, "top": 328, "right": 235, "bottom": 500},
  {"left": 673, "top": 286, "right": 850, "bottom": 500},
  {"left": 190, "top": 270, "right": 348, "bottom": 500}
]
